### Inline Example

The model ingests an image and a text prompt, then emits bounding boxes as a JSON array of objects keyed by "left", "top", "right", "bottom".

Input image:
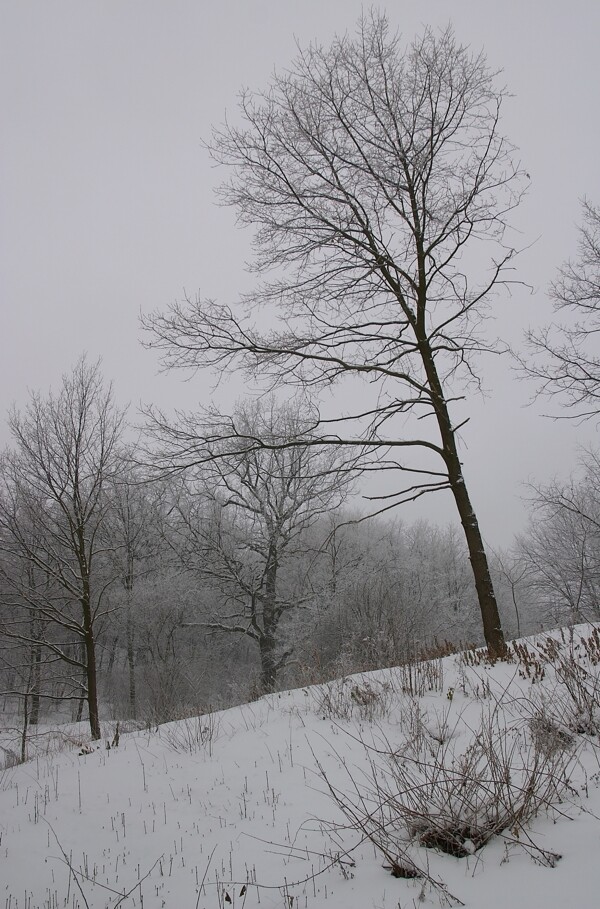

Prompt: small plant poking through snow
[
  {"left": 161, "top": 708, "right": 221, "bottom": 756},
  {"left": 395, "top": 654, "right": 445, "bottom": 697},
  {"left": 312, "top": 676, "right": 392, "bottom": 722}
]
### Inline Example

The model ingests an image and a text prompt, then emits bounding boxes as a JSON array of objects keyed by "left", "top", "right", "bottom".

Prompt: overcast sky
[{"left": 2, "top": 0, "right": 599, "bottom": 546}]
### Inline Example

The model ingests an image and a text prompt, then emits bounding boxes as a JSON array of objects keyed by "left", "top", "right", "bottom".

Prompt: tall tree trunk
[
  {"left": 126, "top": 595, "right": 137, "bottom": 719},
  {"left": 20, "top": 691, "right": 29, "bottom": 764},
  {"left": 29, "top": 641, "right": 42, "bottom": 726},
  {"left": 447, "top": 457, "right": 506, "bottom": 657},
  {"left": 258, "top": 543, "right": 279, "bottom": 693},
  {"left": 258, "top": 632, "right": 277, "bottom": 693},
  {"left": 419, "top": 336, "right": 507, "bottom": 658},
  {"left": 27, "top": 586, "right": 42, "bottom": 726},
  {"left": 82, "top": 593, "right": 101, "bottom": 739}
]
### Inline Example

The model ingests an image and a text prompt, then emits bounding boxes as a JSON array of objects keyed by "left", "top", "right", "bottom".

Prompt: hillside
[{"left": 2, "top": 626, "right": 600, "bottom": 908}]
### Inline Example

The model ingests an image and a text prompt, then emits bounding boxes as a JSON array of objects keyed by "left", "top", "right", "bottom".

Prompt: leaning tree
[{"left": 144, "top": 15, "right": 527, "bottom": 656}]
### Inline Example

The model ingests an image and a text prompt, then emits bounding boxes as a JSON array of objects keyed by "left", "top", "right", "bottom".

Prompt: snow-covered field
[{"left": 2, "top": 626, "right": 600, "bottom": 908}]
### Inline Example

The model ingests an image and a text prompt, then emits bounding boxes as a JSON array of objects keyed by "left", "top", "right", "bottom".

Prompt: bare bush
[
  {"left": 319, "top": 705, "right": 576, "bottom": 879},
  {"left": 528, "top": 710, "right": 575, "bottom": 758},
  {"left": 161, "top": 709, "right": 221, "bottom": 757},
  {"left": 0, "top": 745, "right": 20, "bottom": 770},
  {"left": 394, "top": 656, "right": 445, "bottom": 698},
  {"left": 533, "top": 629, "right": 600, "bottom": 735},
  {"left": 312, "top": 677, "right": 392, "bottom": 723}
]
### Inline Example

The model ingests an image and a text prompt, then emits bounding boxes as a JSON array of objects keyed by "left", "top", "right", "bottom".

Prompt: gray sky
[{"left": 1, "top": 0, "right": 599, "bottom": 546}]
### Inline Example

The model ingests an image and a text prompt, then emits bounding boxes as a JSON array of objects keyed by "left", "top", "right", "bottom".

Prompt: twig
[
  {"left": 45, "top": 818, "right": 163, "bottom": 905},
  {"left": 195, "top": 844, "right": 217, "bottom": 909}
]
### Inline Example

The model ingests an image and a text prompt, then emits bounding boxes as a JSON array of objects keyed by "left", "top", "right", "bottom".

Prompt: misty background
[{"left": 2, "top": 0, "right": 599, "bottom": 546}]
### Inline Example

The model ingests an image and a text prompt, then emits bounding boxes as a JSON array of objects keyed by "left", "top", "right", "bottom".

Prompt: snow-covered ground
[{"left": 2, "top": 626, "right": 600, "bottom": 908}]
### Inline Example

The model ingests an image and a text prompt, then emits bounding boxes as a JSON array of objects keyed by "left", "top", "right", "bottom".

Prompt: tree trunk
[
  {"left": 82, "top": 594, "right": 101, "bottom": 739},
  {"left": 419, "top": 336, "right": 507, "bottom": 658},
  {"left": 20, "top": 692, "right": 29, "bottom": 764},
  {"left": 126, "top": 600, "right": 137, "bottom": 719},
  {"left": 29, "top": 641, "right": 42, "bottom": 726},
  {"left": 448, "top": 460, "right": 506, "bottom": 657},
  {"left": 105, "top": 635, "right": 118, "bottom": 673},
  {"left": 258, "top": 632, "right": 277, "bottom": 693},
  {"left": 258, "top": 543, "right": 280, "bottom": 693}
]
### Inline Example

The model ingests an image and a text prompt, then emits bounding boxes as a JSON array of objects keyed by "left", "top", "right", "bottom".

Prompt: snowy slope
[{"left": 2, "top": 626, "right": 600, "bottom": 908}]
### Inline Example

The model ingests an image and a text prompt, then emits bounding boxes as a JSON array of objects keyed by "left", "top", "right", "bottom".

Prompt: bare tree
[
  {"left": 144, "top": 15, "right": 526, "bottom": 657},
  {"left": 517, "top": 453, "right": 600, "bottom": 626},
  {"left": 100, "top": 467, "right": 168, "bottom": 719},
  {"left": 0, "top": 534, "right": 59, "bottom": 740},
  {"left": 525, "top": 200, "right": 600, "bottom": 418},
  {"left": 117, "top": 570, "right": 207, "bottom": 722},
  {"left": 0, "top": 358, "right": 125, "bottom": 739},
  {"left": 161, "top": 398, "right": 353, "bottom": 692}
]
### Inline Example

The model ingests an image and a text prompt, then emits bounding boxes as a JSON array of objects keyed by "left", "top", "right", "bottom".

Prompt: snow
[{"left": 2, "top": 627, "right": 600, "bottom": 908}]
